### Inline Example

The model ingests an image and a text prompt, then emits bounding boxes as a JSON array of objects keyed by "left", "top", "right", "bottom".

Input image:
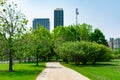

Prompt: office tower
[
  {"left": 33, "top": 18, "right": 50, "bottom": 30},
  {"left": 109, "top": 38, "right": 120, "bottom": 49},
  {"left": 114, "top": 38, "right": 120, "bottom": 49},
  {"left": 54, "top": 8, "right": 64, "bottom": 28},
  {"left": 109, "top": 38, "right": 114, "bottom": 49}
]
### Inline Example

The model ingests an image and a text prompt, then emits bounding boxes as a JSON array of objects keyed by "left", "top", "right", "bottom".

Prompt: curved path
[{"left": 36, "top": 62, "right": 89, "bottom": 80}]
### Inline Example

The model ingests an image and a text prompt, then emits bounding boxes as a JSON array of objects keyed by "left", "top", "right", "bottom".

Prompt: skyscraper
[
  {"left": 109, "top": 38, "right": 114, "bottom": 49},
  {"left": 54, "top": 8, "right": 64, "bottom": 28},
  {"left": 33, "top": 18, "right": 50, "bottom": 30},
  {"left": 109, "top": 38, "right": 120, "bottom": 49},
  {"left": 114, "top": 38, "right": 120, "bottom": 49}
]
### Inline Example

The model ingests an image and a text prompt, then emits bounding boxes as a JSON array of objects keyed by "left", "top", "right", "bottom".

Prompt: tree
[
  {"left": 53, "top": 24, "right": 93, "bottom": 61},
  {"left": 0, "top": 32, "right": 7, "bottom": 61},
  {"left": 53, "top": 23, "right": 92, "bottom": 44},
  {"left": 0, "top": 1, "right": 27, "bottom": 71},
  {"left": 90, "top": 28, "right": 108, "bottom": 46},
  {"left": 14, "top": 27, "right": 51, "bottom": 66},
  {"left": 13, "top": 32, "right": 32, "bottom": 63},
  {"left": 53, "top": 26, "right": 75, "bottom": 61},
  {"left": 31, "top": 27, "right": 51, "bottom": 66},
  {"left": 76, "top": 23, "right": 92, "bottom": 41}
]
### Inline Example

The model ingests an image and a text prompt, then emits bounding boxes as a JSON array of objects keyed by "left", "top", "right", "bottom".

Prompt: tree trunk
[
  {"left": 36, "top": 54, "right": 39, "bottom": 66},
  {"left": 9, "top": 49, "right": 13, "bottom": 72},
  {"left": 9, "top": 36, "right": 13, "bottom": 72},
  {"left": 65, "top": 56, "right": 68, "bottom": 64},
  {"left": 92, "top": 59, "right": 97, "bottom": 65},
  {"left": 48, "top": 56, "right": 50, "bottom": 62},
  {"left": 28, "top": 57, "right": 31, "bottom": 62},
  {"left": 75, "top": 60, "right": 80, "bottom": 66},
  {"left": 24, "top": 58, "right": 27, "bottom": 63},
  {"left": 66, "top": 59, "right": 68, "bottom": 64},
  {"left": 43, "top": 56, "right": 46, "bottom": 62},
  {"left": 82, "top": 60, "right": 87, "bottom": 65}
]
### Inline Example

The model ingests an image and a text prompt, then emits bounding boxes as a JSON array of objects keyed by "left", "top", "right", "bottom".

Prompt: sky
[{"left": 12, "top": 0, "right": 120, "bottom": 40}]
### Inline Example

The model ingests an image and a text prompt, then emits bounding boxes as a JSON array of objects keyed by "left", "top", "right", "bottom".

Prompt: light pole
[
  {"left": 76, "top": 8, "right": 79, "bottom": 25},
  {"left": 76, "top": 8, "right": 79, "bottom": 41}
]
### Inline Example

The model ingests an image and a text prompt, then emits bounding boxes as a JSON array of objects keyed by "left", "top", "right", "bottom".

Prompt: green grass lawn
[
  {"left": 0, "top": 62, "right": 45, "bottom": 80},
  {"left": 61, "top": 59, "right": 120, "bottom": 80}
]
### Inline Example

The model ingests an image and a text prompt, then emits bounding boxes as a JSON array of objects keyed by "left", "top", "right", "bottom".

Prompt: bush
[{"left": 56, "top": 41, "right": 114, "bottom": 65}]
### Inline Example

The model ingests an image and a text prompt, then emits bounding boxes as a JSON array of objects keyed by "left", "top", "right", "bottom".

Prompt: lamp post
[
  {"left": 76, "top": 8, "right": 79, "bottom": 41},
  {"left": 76, "top": 8, "right": 79, "bottom": 25}
]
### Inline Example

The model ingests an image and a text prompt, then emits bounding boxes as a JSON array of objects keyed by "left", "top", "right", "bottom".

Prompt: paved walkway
[{"left": 36, "top": 62, "right": 90, "bottom": 80}]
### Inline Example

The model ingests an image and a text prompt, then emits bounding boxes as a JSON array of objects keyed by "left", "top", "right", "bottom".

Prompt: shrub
[{"left": 56, "top": 41, "right": 114, "bottom": 65}]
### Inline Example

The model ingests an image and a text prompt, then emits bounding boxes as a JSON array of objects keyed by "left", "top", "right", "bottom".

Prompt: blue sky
[{"left": 13, "top": 0, "right": 120, "bottom": 40}]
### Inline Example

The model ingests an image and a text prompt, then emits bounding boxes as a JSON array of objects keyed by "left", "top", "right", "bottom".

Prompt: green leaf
[
  {"left": 9, "top": 4, "right": 11, "bottom": 7},
  {"left": 3, "top": 8, "right": 6, "bottom": 12},
  {"left": 16, "top": 15, "right": 19, "bottom": 19}
]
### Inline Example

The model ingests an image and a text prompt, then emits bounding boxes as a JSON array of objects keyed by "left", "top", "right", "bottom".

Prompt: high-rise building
[
  {"left": 54, "top": 8, "right": 64, "bottom": 28},
  {"left": 33, "top": 18, "right": 50, "bottom": 30},
  {"left": 109, "top": 38, "right": 120, "bottom": 49},
  {"left": 109, "top": 38, "right": 114, "bottom": 49},
  {"left": 114, "top": 38, "right": 120, "bottom": 49}
]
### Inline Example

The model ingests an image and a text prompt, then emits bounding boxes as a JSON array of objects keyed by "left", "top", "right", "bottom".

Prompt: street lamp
[
  {"left": 76, "top": 8, "right": 79, "bottom": 41},
  {"left": 76, "top": 8, "right": 79, "bottom": 25}
]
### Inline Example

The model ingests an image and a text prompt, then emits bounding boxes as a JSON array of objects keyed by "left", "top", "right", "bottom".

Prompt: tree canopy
[
  {"left": 90, "top": 28, "right": 108, "bottom": 46},
  {"left": 0, "top": 0, "right": 27, "bottom": 71}
]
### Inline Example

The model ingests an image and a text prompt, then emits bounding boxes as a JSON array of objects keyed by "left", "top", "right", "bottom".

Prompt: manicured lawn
[
  {"left": 61, "top": 59, "right": 120, "bottom": 80},
  {"left": 0, "top": 62, "right": 45, "bottom": 80}
]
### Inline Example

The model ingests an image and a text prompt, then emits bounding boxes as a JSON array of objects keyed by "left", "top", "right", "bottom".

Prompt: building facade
[
  {"left": 109, "top": 38, "right": 120, "bottom": 49},
  {"left": 54, "top": 8, "right": 64, "bottom": 28},
  {"left": 114, "top": 38, "right": 120, "bottom": 49},
  {"left": 109, "top": 38, "right": 114, "bottom": 49},
  {"left": 33, "top": 18, "right": 50, "bottom": 30}
]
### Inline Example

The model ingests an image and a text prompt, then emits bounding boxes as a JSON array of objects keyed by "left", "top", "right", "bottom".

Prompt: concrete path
[{"left": 36, "top": 62, "right": 90, "bottom": 80}]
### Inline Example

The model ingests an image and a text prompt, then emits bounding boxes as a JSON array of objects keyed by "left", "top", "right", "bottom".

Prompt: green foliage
[
  {"left": 76, "top": 23, "right": 92, "bottom": 41},
  {"left": 14, "top": 26, "right": 52, "bottom": 65},
  {"left": 90, "top": 28, "right": 108, "bottom": 46},
  {"left": 53, "top": 24, "right": 93, "bottom": 60},
  {"left": 113, "top": 48, "right": 120, "bottom": 58},
  {"left": 32, "top": 27, "right": 51, "bottom": 62},
  {"left": 13, "top": 32, "right": 33, "bottom": 63},
  {"left": 53, "top": 23, "right": 93, "bottom": 43},
  {"left": 57, "top": 41, "right": 113, "bottom": 65},
  {"left": 0, "top": 0, "right": 27, "bottom": 71}
]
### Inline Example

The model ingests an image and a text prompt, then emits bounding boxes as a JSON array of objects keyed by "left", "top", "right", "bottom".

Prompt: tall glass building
[
  {"left": 54, "top": 8, "right": 64, "bottom": 28},
  {"left": 33, "top": 18, "right": 50, "bottom": 31}
]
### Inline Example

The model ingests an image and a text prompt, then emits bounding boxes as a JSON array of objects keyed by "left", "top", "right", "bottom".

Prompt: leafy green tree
[
  {"left": 53, "top": 26, "right": 75, "bottom": 61},
  {"left": 0, "top": 1, "right": 27, "bottom": 71},
  {"left": 53, "top": 24, "right": 93, "bottom": 61},
  {"left": 31, "top": 27, "right": 51, "bottom": 66},
  {"left": 55, "top": 41, "right": 71, "bottom": 64},
  {"left": 13, "top": 32, "right": 33, "bottom": 63},
  {"left": 53, "top": 23, "right": 92, "bottom": 44},
  {"left": 90, "top": 28, "right": 108, "bottom": 46},
  {"left": 76, "top": 23, "right": 92, "bottom": 41},
  {"left": 53, "top": 26, "right": 75, "bottom": 43},
  {"left": 0, "top": 32, "right": 7, "bottom": 61},
  {"left": 14, "top": 27, "right": 51, "bottom": 66}
]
